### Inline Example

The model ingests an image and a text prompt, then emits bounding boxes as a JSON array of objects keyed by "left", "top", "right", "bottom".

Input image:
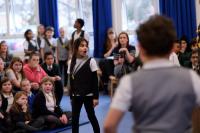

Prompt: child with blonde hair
[{"left": 32, "top": 77, "right": 68, "bottom": 129}]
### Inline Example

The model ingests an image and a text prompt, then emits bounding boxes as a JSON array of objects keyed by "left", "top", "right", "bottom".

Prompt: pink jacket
[{"left": 23, "top": 64, "right": 47, "bottom": 84}]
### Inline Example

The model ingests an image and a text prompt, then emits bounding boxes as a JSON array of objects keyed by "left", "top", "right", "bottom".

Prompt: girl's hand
[
  {"left": 93, "top": 99, "right": 99, "bottom": 107},
  {"left": 119, "top": 48, "right": 128, "bottom": 53},
  {"left": 0, "top": 112, "right": 4, "bottom": 119},
  {"left": 55, "top": 76, "right": 61, "bottom": 81},
  {"left": 114, "top": 59, "right": 119, "bottom": 66},
  {"left": 118, "top": 57, "right": 125, "bottom": 64},
  {"left": 25, "top": 121, "right": 30, "bottom": 124},
  {"left": 56, "top": 59, "right": 59, "bottom": 64},
  {"left": 22, "top": 105, "right": 27, "bottom": 112},
  {"left": 50, "top": 77, "right": 56, "bottom": 81},
  {"left": 59, "top": 114, "right": 68, "bottom": 124}
]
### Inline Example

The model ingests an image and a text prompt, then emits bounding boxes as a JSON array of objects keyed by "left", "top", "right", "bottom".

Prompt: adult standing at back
[
  {"left": 70, "top": 18, "right": 89, "bottom": 55},
  {"left": 104, "top": 15, "right": 200, "bottom": 133}
]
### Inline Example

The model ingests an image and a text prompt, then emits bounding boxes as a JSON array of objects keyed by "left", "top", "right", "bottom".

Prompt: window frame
[
  {"left": 0, "top": 0, "right": 39, "bottom": 40},
  {"left": 57, "top": 0, "right": 93, "bottom": 34},
  {"left": 57, "top": 0, "right": 94, "bottom": 56},
  {"left": 112, "top": 0, "right": 159, "bottom": 35},
  {"left": 122, "top": 0, "right": 159, "bottom": 33}
]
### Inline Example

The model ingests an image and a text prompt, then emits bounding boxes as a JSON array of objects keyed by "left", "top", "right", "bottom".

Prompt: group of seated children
[
  {"left": 0, "top": 52, "right": 71, "bottom": 132},
  {"left": 0, "top": 18, "right": 101, "bottom": 133},
  {"left": 0, "top": 16, "right": 200, "bottom": 133}
]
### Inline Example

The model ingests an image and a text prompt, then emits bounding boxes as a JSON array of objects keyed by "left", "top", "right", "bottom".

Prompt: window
[
  {"left": 122, "top": 0, "right": 157, "bottom": 31},
  {"left": 0, "top": 0, "right": 38, "bottom": 37},
  {"left": 8, "top": 0, "right": 38, "bottom": 35},
  {"left": 0, "top": 0, "right": 38, "bottom": 54},
  {"left": 57, "top": 0, "right": 77, "bottom": 35},
  {"left": 58, "top": 0, "right": 93, "bottom": 34},
  {"left": 58, "top": 0, "right": 94, "bottom": 56},
  {"left": 121, "top": 0, "right": 158, "bottom": 46},
  {"left": 80, "top": 0, "right": 93, "bottom": 33},
  {"left": 0, "top": 0, "right": 7, "bottom": 35}
]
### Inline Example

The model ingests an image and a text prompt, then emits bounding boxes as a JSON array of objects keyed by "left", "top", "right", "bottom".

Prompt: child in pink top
[{"left": 23, "top": 52, "right": 47, "bottom": 93}]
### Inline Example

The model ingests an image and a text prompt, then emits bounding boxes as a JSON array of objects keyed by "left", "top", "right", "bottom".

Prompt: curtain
[
  {"left": 92, "top": 0, "right": 113, "bottom": 57},
  {"left": 39, "top": 0, "right": 59, "bottom": 37},
  {"left": 159, "top": 0, "right": 197, "bottom": 42}
]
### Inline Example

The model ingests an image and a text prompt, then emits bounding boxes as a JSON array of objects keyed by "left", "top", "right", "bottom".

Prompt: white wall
[{"left": 196, "top": 0, "right": 200, "bottom": 27}]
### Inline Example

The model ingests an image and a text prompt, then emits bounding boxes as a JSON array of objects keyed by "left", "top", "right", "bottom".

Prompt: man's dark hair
[
  {"left": 0, "top": 40, "right": 6, "bottom": 45},
  {"left": 180, "top": 35, "right": 188, "bottom": 43},
  {"left": 190, "top": 38, "right": 197, "bottom": 47},
  {"left": 24, "top": 29, "right": 32, "bottom": 41},
  {"left": 76, "top": 18, "right": 84, "bottom": 28},
  {"left": 192, "top": 49, "right": 199, "bottom": 55},
  {"left": 45, "top": 26, "right": 54, "bottom": 32},
  {"left": 174, "top": 39, "right": 180, "bottom": 44},
  {"left": 44, "top": 51, "right": 54, "bottom": 60},
  {"left": 29, "top": 52, "right": 40, "bottom": 60},
  {"left": 136, "top": 15, "right": 177, "bottom": 56}
]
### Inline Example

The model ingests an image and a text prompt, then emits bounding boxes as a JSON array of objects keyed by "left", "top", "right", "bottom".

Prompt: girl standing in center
[{"left": 68, "top": 37, "right": 100, "bottom": 133}]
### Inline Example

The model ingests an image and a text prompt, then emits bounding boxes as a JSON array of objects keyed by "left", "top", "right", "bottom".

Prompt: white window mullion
[
  {"left": 111, "top": 0, "right": 123, "bottom": 35},
  {"left": 196, "top": 0, "right": 200, "bottom": 26},
  {"left": 122, "top": 0, "right": 128, "bottom": 31},
  {"left": 152, "top": 0, "right": 159, "bottom": 13},
  {"left": 5, "top": 0, "right": 10, "bottom": 36},
  {"left": 78, "top": 0, "right": 83, "bottom": 19},
  {"left": 75, "top": 0, "right": 80, "bottom": 18},
  {"left": 35, "top": 0, "right": 40, "bottom": 25}
]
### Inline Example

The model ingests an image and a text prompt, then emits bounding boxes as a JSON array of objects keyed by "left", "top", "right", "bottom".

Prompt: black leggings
[
  {"left": 59, "top": 60, "right": 68, "bottom": 86},
  {"left": 99, "top": 59, "right": 114, "bottom": 82},
  {"left": 44, "top": 115, "right": 63, "bottom": 129},
  {"left": 54, "top": 80, "right": 64, "bottom": 105},
  {"left": 72, "top": 96, "right": 100, "bottom": 133}
]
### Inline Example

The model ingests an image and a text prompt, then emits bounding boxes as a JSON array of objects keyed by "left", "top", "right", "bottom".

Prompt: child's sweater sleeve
[{"left": 10, "top": 109, "right": 27, "bottom": 123}]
